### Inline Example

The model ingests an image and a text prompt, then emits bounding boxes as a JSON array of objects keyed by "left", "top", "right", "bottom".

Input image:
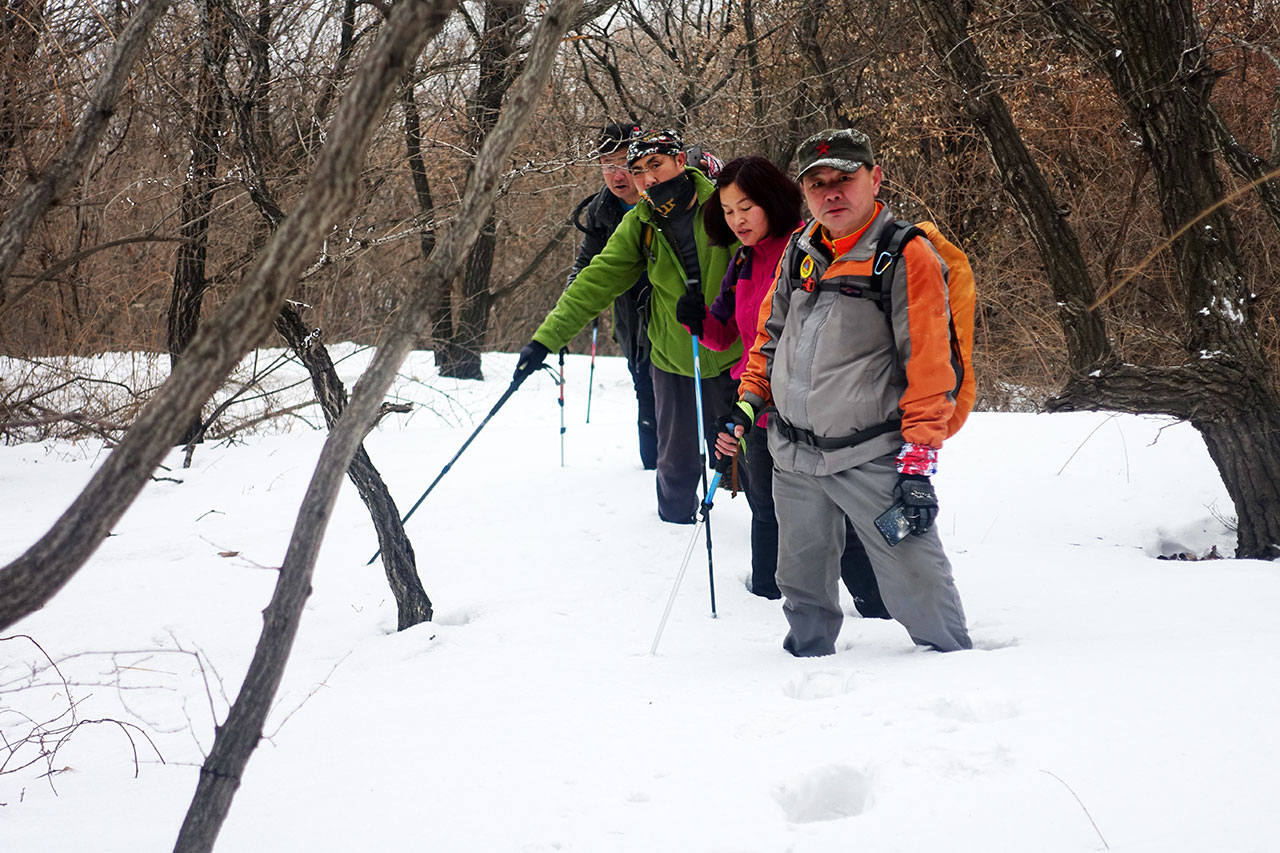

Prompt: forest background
[
  {"left": 3, "top": 0, "right": 1276, "bottom": 401},
  {"left": 5, "top": 0, "right": 1280, "bottom": 557}
]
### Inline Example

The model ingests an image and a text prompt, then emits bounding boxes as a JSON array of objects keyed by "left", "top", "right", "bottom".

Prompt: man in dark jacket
[{"left": 569, "top": 122, "right": 657, "bottom": 469}]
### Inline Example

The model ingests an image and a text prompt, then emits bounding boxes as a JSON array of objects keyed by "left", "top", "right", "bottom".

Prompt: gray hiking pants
[{"left": 772, "top": 457, "right": 971, "bottom": 656}]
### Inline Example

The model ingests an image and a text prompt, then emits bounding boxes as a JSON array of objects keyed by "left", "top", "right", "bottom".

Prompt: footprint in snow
[
  {"left": 931, "top": 690, "right": 1020, "bottom": 723},
  {"left": 783, "top": 669, "right": 857, "bottom": 700},
  {"left": 432, "top": 606, "right": 478, "bottom": 626},
  {"left": 972, "top": 634, "right": 1019, "bottom": 651},
  {"left": 773, "top": 764, "right": 872, "bottom": 823}
]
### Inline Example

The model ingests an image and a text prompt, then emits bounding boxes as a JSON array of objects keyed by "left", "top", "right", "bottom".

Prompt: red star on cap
[{"left": 815, "top": 140, "right": 830, "bottom": 155}]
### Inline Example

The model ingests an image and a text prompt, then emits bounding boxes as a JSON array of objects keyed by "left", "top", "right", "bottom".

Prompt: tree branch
[{"left": 0, "top": 0, "right": 174, "bottom": 302}]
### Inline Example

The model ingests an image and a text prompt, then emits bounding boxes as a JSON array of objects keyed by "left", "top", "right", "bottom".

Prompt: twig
[
  {"left": 1040, "top": 769, "right": 1110, "bottom": 850},
  {"left": 1056, "top": 413, "right": 1121, "bottom": 477}
]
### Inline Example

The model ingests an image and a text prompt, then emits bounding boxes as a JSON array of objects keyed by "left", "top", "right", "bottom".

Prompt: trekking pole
[
  {"left": 684, "top": 279, "right": 717, "bottom": 618},
  {"left": 367, "top": 366, "right": 551, "bottom": 566},
  {"left": 558, "top": 347, "right": 567, "bottom": 467},
  {"left": 650, "top": 452, "right": 732, "bottom": 655},
  {"left": 585, "top": 318, "right": 598, "bottom": 424}
]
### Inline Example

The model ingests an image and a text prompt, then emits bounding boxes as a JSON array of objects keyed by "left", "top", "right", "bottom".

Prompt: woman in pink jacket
[{"left": 676, "top": 156, "right": 887, "bottom": 614}]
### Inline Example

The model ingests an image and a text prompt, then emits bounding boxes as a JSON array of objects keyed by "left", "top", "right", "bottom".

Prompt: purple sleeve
[{"left": 700, "top": 253, "right": 742, "bottom": 351}]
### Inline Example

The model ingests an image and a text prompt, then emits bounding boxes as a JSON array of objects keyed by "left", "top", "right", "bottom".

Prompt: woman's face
[{"left": 718, "top": 181, "right": 770, "bottom": 247}]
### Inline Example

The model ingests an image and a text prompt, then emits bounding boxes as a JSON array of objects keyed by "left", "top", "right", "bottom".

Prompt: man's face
[
  {"left": 600, "top": 149, "right": 638, "bottom": 204},
  {"left": 800, "top": 164, "right": 883, "bottom": 239},
  {"left": 629, "top": 152, "right": 687, "bottom": 190}
]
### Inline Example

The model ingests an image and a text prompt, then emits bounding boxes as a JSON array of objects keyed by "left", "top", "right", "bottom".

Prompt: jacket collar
[
  {"left": 634, "top": 167, "right": 715, "bottom": 223},
  {"left": 796, "top": 203, "right": 894, "bottom": 263}
]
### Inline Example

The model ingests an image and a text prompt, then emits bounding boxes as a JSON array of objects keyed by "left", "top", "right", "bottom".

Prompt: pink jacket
[
  {"left": 699, "top": 231, "right": 793, "bottom": 377},
  {"left": 698, "top": 230, "right": 793, "bottom": 427}
]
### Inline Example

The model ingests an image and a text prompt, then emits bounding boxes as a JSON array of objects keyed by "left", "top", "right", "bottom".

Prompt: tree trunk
[
  {"left": 210, "top": 0, "right": 432, "bottom": 631},
  {"left": 401, "top": 78, "right": 452, "bottom": 361},
  {"left": 1198, "top": 408, "right": 1280, "bottom": 559},
  {"left": 0, "top": 0, "right": 456, "bottom": 632},
  {"left": 447, "top": 213, "right": 496, "bottom": 379},
  {"left": 172, "top": 2, "right": 581, "bottom": 848},
  {"left": 168, "top": 0, "right": 230, "bottom": 445},
  {"left": 915, "top": 0, "right": 1280, "bottom": 557},
  {"left": 911, "top": 0, "right": 1112, "bottom": 374},
  {"left": 1035, "top": 0, "right": 1280, "bottom": 557},
  {"left": 274, "top": 305, "right": 431, "bottom": 629},
  {"left": 437, "top": 0, "right": 525, "bottom": 378}
]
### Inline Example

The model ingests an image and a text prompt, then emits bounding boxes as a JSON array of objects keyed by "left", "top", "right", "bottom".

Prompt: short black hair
[
  {"left": 596, "top": 122, "right": 641, "bottom": 156},
  {"left": 703, "top": 156, "right": 803, "bottom": 247}
]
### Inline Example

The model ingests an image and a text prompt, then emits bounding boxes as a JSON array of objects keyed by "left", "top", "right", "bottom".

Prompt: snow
[{"left": 2, "top": 348, "right": 1278, "bottom": 852}]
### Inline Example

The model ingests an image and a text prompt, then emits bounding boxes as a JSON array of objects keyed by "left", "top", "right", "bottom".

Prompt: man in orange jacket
[{"left": 715, "top": 129, "right": 971, "bottom": 657}]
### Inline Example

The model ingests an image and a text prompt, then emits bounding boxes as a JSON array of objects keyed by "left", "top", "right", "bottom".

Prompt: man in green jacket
[{"left": 515, "top": 129, "right": 741, "bottom": 523}]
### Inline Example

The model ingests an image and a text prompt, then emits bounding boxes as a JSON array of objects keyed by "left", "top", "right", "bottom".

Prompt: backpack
[{"left": 799, "top": 219, "right": 976, "bottom": 438}]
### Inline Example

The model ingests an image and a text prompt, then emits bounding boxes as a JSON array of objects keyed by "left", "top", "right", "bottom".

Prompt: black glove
[
  {"left": 894, "top": 474, "right": 938, "bottom": 535},
  {"left": 714, "top": 401, "right": 754, "bottom": 441},
  {"left": 513, "top": 340, "right": 550, "bottom": 383},
  {"left": 676, "top": 291, "right": 706, "bottom": 338}
]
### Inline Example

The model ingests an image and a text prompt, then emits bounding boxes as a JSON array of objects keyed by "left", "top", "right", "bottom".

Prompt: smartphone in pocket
[{"left": 874, "top": 502, "right": 912, "bottom": 546}]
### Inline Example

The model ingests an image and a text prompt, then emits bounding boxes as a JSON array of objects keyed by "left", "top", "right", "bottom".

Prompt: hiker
[
  {"left": 714, "top": 129, "right": 972, "bottom": 656},
  {"left": 569, "top": 123, "right": 658, "bottom": 470},
  {"left": 514, "top": 129, "right": 740, "bottom": 524},
  {"left": 674, "top": 155, "right": 890, "bottom": 617}
]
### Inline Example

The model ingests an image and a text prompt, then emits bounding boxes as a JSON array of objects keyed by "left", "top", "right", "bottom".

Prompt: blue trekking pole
[
  {"left": 585, "top": 318, "right": 598, "bottom": 424},
  {"left": 367, "top": 364, "right": 553, "bottom": 566},
  {"left": 685, "top": 279, "right": 717, "bottom": 617}
]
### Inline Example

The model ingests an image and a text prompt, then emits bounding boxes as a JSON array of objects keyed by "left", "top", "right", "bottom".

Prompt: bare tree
[
  {"left": 436, "top": 0, "right": 529, "bottom": 379},
  {"left": 0, "top": 0, "right": 459, "bottom": 633},
  {"left": 168, "top": 0, "right": 230, "bottom": 445},
  {"left": 914, "top": 0, "right": 1280, "bottom": 557},
  {"left": 0, "top": 0, "right": 48, "bottom": 185},
  {"left": 172, "top": 1, "right": 583, "bottom": 848},
  {"left": 205, "top": 0, "right": 433, "bottom": 630}
]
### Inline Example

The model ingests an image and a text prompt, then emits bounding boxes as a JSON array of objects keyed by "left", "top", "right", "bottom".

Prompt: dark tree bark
[
  {"left": 446, "top": 213, "right": 497, "bottom": 378},
  {"left": 210, "top": 0, "right": 432, "bottom": 631},
  {"left": 437, "top": 0, "right": 526, "bottom": 379},
  {"left": 274, "top": 307, "right": 432, "bottom": 629},
  {"left": 1035, "top": 0, "right": 1280, "bottom": 557},
  {"left": 914, "top": 0, "right": 1280, "bottom": 557},
  {"left": 911, "top": 0, "right": 1112, "bottom": 374},
  {"left": 401, "top": 78, "right": 455, "bottom": 359},
  {"left": 168, "top": 0, "right": 230, "bottom": 445},
  {"left": 172, "top": 3, "right": 582, "bottom": 848},
  {"left": 0, "top": 0, "right": 172, "bottom": 303}
]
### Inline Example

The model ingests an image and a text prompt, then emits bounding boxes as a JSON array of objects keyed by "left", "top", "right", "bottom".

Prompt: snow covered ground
[{"left": 2, "top": 348, "right": 1276, "bottom": 852}]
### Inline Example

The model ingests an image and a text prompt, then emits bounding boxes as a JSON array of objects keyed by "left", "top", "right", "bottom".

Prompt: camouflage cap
[
  {"left": 596, "top": 122, "right": 642, "bottom": 156},
  {"left": 627, "top": 129, "right": 684, "bottom": 167},
  {"left": 796, "top": 128, "right": 874, "bottom": 179}
]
